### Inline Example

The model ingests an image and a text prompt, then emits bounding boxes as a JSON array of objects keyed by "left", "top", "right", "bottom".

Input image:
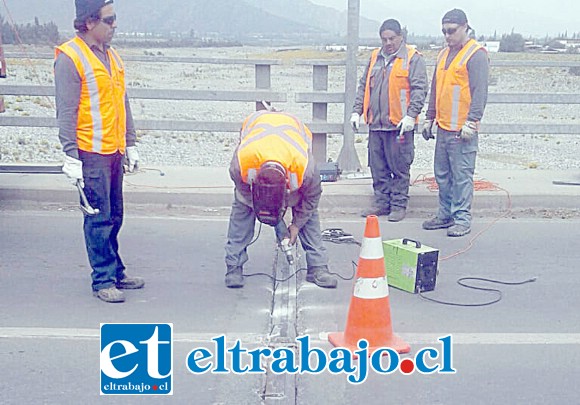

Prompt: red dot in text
[{"left": 400, "top": 359, "right": 415, "bottom": 374}]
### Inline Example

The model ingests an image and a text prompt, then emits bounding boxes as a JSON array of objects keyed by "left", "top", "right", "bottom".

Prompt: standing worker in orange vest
[
  {"left": 224, "top": 106, "right": 338, "bottom": 289},
  {"left": 350, "top": 19, "right": 428, "bottom": 222},
  {"left": 421, "top": 9, "right": 489, "bottom": 237},
  {"left": 55, "top": 0, "right": 144, "bottom": 303}
]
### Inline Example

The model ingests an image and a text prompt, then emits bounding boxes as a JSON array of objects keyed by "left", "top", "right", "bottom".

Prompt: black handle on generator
[{"left": 402, "top": 238, "right": 421, "bottom": 249}]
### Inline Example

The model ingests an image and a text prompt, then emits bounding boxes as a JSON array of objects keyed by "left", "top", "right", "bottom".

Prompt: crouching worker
[{"left": 224, "top": 108, "right": 338, "bottom": 289}]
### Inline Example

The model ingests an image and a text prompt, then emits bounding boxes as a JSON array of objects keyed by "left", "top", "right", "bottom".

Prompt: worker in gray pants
[{"left": 224, "top": 109, "right": 338, "bottom": 289}]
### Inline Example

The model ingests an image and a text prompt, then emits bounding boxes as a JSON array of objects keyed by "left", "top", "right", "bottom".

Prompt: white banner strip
[
  {"left": 353, "top": 277, "right": 389, "bottom": 299},
  {"left": 359, "top": 236, "right": 384, "bottom": 260}
]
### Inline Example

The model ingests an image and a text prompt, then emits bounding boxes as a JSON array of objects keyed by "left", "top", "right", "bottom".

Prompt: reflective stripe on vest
[
  {"left": 435, "top": 39, "right": 483, "bottom": 131},
  {"left": 362, "top": 49, "right": 380, "bottom": 124},
  {"left": 55, "top": 37, "right": 127, "bottom": 154},
  {"left": 238, "top": 112, "right": 311, "bottom": 191},
  {"left": 362, "top": 46, "right": 418, "bottom": 125}
]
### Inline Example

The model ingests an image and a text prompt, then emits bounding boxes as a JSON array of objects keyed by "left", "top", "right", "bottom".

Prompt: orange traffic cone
[{"left": 328, "top": 215, "right": 410, "bottom": 356}]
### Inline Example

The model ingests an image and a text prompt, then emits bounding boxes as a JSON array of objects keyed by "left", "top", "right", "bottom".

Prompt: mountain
[{"left": 1, "top": 0, "right": 379, "bottom": 39}]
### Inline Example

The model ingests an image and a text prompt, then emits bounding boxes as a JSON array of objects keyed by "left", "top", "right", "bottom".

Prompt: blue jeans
[
  {"left": 368, "top": 129, "right": 415, "bottom": 210},
  {"left": 79, "top": 151, "right": 125, "bottom": 291},
  {"left": 225, "top": 194, "right": 328, "bottom": 270},
  {"left": 433, "top": 128, "right": 478, "bottom": 227}
]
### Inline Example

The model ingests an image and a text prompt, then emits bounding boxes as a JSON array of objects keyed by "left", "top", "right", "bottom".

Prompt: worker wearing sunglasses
[
  {"left": 54, "top": 0, "right": 143, "bottom": 302},
  {"left": 422, "top": 8, "right": 489, "bottom": 238}
]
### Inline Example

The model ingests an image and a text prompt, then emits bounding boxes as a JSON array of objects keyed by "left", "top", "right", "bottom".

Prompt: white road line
[
  {"left": 2, "top": 327, "right": 580, "bottom": 345},
  {"left": 0, "top": 328, "right": 265, "bottom": 344},
  {"left": 319, "top": 332, "right": 580, "bottom": 345}
]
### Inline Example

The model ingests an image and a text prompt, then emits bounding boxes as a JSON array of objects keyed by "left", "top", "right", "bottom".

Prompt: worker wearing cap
[
  {"left": 55, "top": 0, "right": 143, "bottom": 302},
  {"left": 224, "top": 108, "right": 338, "bottom": 289},
  {"left": 421, "top": 9, "right": 489, "bottom": 237},
  {"left": 350, "top": 19, "right": 428, "bottom": 222}
]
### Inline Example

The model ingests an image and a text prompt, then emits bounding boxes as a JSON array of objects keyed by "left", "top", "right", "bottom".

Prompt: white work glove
[
  {"left": 422, "top": 119, "right": 435, "bottom": 141},
  {"left": 459, "top": 121, "right": 479, "bottom": 141},
  {"left": 397, "top": 115, "right": 416, "bottom": 136},
  {"left": 125, "top": 146, "right": 139, "bottom": 173},
  {"left": 349, "top": 112, "right": 360, "bottom": 132},
  {"left": 62, "top": 155, "right": 84, "bottom": 187}
]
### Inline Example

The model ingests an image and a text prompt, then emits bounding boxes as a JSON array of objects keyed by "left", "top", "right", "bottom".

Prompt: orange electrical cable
[
  {"left": 412, "top": 173, "right": 513, "bottom": 261},
  {"left": 412, "top": 174, "right": 505, "bottom": 192}
]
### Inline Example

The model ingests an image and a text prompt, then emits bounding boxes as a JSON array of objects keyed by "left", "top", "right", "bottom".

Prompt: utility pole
[
  {"left": 0, "top": 25, "right": 6, "bottom": 113},
  {"left": 337, "top": 0, "right": 362, "bottom": 172}
]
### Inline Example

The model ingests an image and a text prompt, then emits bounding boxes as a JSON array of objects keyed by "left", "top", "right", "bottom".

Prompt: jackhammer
[{"left": 274, "top": 220, "right": 295, "bottom": 266}]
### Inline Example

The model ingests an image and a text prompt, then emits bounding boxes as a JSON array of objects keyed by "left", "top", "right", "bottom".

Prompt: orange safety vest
[
  {"left": 238, "top": 111, "right": 311, "bottom": 191},
  {"left": 435, "top": 39, "right": 484, "bottom": 131},
  {"left": 362, "top": 45, "right": 418, "bottom": 125},
  {"left": 56, "top": 36, "right": 127, "bottom": 154}
]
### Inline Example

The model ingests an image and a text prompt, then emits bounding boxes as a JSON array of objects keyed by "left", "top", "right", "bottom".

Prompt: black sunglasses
[
  {"left": 442, "top": 27, "right": 459, "bottom": 35},
  {"left": 99, "top": 14, "right": 117, "bottom": 26}
]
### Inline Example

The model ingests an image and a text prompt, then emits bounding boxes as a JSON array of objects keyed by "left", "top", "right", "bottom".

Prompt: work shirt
[
  {"left": 353, "top": 43, "right": 428, "bottom": 131},
  {"left": 426, "top": 44, "right": 489, "bottom": 124},
  {"left": 229, "top": 151, "right": 322, "bottom": 230},
  {"left": 55, "top": 36, "right": 136, "bottom": 159}
]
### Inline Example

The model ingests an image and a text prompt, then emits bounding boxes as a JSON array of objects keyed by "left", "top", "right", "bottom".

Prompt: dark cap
[
  {"left": 75, "top": 0, "right": 114, "bottom": 20},
  {"left": 379, "top": 19, "right": 402, "bottom": 35},
  {"left": 442, "top": 8, "right": 468, "bottom": 25}
]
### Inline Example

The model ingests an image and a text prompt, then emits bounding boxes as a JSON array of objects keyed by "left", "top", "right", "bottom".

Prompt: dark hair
[
  {"left": 379, "top": 19, "right": 402, "bottom": 36},
  {"left": 73, "top": 10, "right": 101, "bottom": 32}
]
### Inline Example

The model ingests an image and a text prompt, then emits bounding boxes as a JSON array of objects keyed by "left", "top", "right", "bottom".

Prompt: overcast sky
[{"left": 309, "top": 0, "right": 578, "bottom": 37}]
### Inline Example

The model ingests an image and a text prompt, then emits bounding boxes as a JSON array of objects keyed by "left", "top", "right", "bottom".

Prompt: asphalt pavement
[{"left": 1, "top": 165, "right": 580, "bottom": 404}]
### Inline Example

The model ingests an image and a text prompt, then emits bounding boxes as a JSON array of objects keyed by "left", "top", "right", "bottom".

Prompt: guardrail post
[
  {"left": 312, "top": 64, "right": 328, "bottom": 164},
  {"left": 338, "top": 0, "right": 362, "bottom": 172},
  {"left": 255, "top": 64, "right": 271, "bottom": 111},
  {"left": 0, "top": 28, "right": 6, "bottom": 113}
]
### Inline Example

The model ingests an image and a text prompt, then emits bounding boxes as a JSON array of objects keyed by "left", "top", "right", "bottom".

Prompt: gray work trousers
[
  {"left": 434, "top": 128, "right": 478, "bottom": 227},
  {"left": 368, "top": 129, "right": 415, "bottom": 210},
  {"left": 224, "top": 194, "right": 328, "bottom": 270}
]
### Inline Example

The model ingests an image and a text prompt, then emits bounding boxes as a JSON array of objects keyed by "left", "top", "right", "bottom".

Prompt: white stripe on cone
[
  {"left": 359, "top": 236, "right": 383, "bottom": 259},
  {"left": 353, "top": 277, "right": 389, "bottom": 299}
]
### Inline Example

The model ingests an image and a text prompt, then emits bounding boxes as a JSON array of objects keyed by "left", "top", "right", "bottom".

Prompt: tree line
[
  {"left": 496, "top": 30, "right": 579, "bottom": 53},
  {"left": 1, "top": 15, "right": 60, "bottom": 45}
]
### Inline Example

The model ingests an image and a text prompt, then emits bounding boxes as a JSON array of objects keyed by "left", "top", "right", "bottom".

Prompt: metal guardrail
[
  {"left": 4, "top": 52, "right": 283, "bottom": 66},
  {"left": 295, "top": 91, "right": 580, "bottom": 105},
  {"left": 2, "top": 115, "right": 579, "bottom": 136},
  {"left": 296, "top": 58, "right": 580, "bottom": 68},
  {"left": 0, "top": 84, "right": 287, "bottom": 102},
  {"left": 0, "top": 115, "right": 344, "bottom": 134},
  {"left": 7, "top": 85, "right": 579, "bottom": 107},
  {"left": 8, "top": 53, "right": 580, "bottom": 68},
  {"left": 2, "top": 54, "right": 580, "bottom": 170}
]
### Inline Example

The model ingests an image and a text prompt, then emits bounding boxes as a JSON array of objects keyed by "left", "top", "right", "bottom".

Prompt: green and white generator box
[{"left": 382, "top": 238, "right": 439, "bottom": 293}]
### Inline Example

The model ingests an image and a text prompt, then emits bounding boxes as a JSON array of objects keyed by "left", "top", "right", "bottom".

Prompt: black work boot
[
  {"left": 422, "top": 217, "right": 454, "bottom": 230},
  {"left": 361, "top": 206, "right": 390, "bottom": 217},
  {"left": 388, "top": 209, "right": 406, "bottom": 222},
  {"left": 306, "top": 266, "right": 338, "bottom": 289},
  {"left": 225, "top": 266, "right": 244, "bottom": 288}
]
